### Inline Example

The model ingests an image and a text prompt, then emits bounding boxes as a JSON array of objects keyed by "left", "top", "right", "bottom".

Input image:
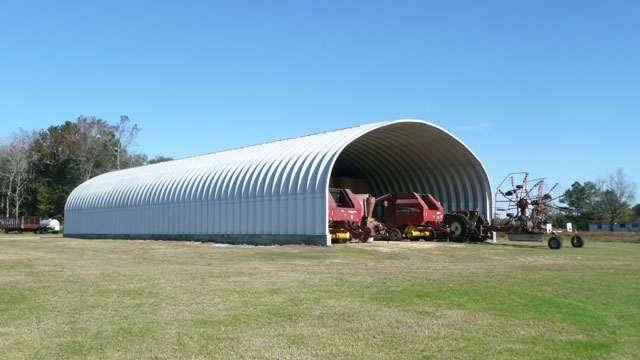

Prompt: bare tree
[
  {"left": 594, "top": 169, "right": 637, "bottom": 231},
  {"left": 68, "top": 116, "right": 111, "bottom": 181},
  {"left": 0, "top": 134, "right": 31, "bottom": 218},
  {"left": 108, "top": 115, "right": 140, "bottom": 170},
  {"left": 0, "top": 142, "right": 10, "bottom": 217}
]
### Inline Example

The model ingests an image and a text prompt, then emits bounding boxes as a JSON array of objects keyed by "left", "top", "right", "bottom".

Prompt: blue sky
[{"left": 1, "top": 1, "right": 638, "bottom": 202}]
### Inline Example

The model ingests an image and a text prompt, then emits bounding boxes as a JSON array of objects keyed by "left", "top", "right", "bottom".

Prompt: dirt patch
[{"left": 343, "top": 241, "right": 443, "bottom": 252}]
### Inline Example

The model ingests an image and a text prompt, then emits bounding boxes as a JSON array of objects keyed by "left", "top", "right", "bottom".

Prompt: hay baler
[
  {"left": 328, "top": 188, "right": 389, "bottom": 242},
  {"left": 329, "top": 188, "right": 453, "bottom": 242},
  {"left": 374, "top": 192, "right": 450, "bottom": 240}
]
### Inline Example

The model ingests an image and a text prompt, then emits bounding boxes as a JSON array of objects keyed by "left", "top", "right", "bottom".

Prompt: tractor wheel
[
  {"left": 445, "top": 214, "right": 472, "bottom": 242},
  {"left": 406, "top": 231, "right": 414, "bottom": 241},
  {"left": 387, "top": 228, "right": 403, "bottom": 241},
  {"left": 548, "top": 236, "right": 563, "bottom": 250},
  {"left": 571, "top": 235, "right": 585, "bottom": 248}
]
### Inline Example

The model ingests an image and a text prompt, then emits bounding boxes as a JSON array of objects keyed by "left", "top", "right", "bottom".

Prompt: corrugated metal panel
[{"left": 64, "top": 120, "right": 492, "bottom": 245}]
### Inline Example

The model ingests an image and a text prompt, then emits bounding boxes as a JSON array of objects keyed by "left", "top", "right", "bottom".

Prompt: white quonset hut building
[{"left": 64, "top": 120, "right": 492, "bottom": 245}]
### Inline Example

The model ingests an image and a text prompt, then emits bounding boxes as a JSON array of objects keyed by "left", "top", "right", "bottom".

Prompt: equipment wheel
[
  {"left": 571, "top": 235, "right": 585, "bottom": 248},
  {"left": 548, "top": 236, "right": 563, "bottom": 250},
  {"left": 445, "top": 214, "right": 472, "bottom": 242},
  {"left": 406, "top": 231, "right": 414, "bottom": 241},
  {"left": 470, "top": 213, "right": 489, "bottom": 241},
  {"left": 425, "top": 229, "right": 436, "bottom": 241},
  {"left": 387, "top": 228, "right": 403, "bottom": 241}
]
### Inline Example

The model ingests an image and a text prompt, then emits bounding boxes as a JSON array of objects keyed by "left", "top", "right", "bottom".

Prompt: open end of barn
[
  {"left": 64, "top": 120, "right": 491, "bottom": 246},
  {"left": 329, "top": 121, "right": 491, "bottom": 213}
]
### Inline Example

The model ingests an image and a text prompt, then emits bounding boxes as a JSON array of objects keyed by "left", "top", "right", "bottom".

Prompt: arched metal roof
[{"left": 64, "top": 119, "right": 492, "bottom": 245}]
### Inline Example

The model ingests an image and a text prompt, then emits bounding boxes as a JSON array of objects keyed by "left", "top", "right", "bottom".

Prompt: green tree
[
  {"left": 146, "top": 156, "right": 174, "bottom": 165},
  {"left": 6, "top": 114, "right": 169, "bottom": 219},
  {"left": 29, "top": 122, "right": 84, "bottom": 218},
  {"left": 593, "top": 169, "right": 636, "bottom": 231},
  {"left": 560, "top": 181, "right": 598, "bottom": 230},
  {"left": 632, "top": 204, "right": 640, "bottom": 219},
  {"left": 36, "top": 185, "right": 59, "bottom": 217}
]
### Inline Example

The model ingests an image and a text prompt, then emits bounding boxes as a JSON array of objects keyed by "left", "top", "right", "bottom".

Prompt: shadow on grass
[{"left": 473, "top": 241, "right": 549, "bottom": 250}]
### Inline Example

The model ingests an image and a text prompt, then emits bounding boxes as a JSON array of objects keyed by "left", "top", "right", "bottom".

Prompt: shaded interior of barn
[{"left": 329, "top": 122, "right": 490, "bottom": 217}]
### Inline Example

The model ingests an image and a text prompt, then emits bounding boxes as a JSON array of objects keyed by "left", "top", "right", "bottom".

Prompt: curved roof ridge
[{"left": 147, "top": 121, "right": 380, "bottom": 165}]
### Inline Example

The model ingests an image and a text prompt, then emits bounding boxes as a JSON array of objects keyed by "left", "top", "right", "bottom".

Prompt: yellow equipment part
[
  {"left": 404, "top": 224, "right": 433, "bottom": 239},
  {"left": 330, "top": 228, "right": 352, "bottom": 241}
]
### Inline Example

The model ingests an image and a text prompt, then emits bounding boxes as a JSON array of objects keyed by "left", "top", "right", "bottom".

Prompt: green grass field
[{"left": 1, "top": 233, "right": 639, "bottom": 359}]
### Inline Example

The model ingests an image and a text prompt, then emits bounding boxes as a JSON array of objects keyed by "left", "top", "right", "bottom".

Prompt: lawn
[{"left": 1, "top": 233, "right": 638, "bottom": 359}]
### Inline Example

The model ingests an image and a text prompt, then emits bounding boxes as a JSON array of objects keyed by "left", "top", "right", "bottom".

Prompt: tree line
[
  {"left": 556, "top": 169, "right": 639, "bottom": 230},
  {"left": 0, "top": 115, "right": 172, "bottom": 219}
]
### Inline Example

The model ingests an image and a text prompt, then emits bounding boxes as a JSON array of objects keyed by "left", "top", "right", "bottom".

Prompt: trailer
[
  {"left": 38, "top": 219, "right": 61, "bottom": 234},
  {"left": 504, "top": 227, "right": 584, "bottom": 249},
  {"left": 0, "top": 216, "right": 62, "bottom": 234},
  {"left": 1, "top": 216, "right": 41, "bottom": 233}
]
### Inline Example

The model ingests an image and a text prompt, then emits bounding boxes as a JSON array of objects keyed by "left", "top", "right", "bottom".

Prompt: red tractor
[{"left": 443, "top": 210, "right": 490, "bottom": 243}]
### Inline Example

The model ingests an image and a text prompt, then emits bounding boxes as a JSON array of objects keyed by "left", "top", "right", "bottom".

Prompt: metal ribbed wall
[{"left": 64, "top": 120, "right": 492, "bottom": 245}]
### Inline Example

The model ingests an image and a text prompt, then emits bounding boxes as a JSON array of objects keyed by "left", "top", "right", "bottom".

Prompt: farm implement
[
  {"left": 328, "top": 188, "right": 454, "bottom": 243},
  {"left": 488, "top": 172, "right": 584, "bottom": 249},
  {"left": 328, "top": 171, "right": 586, "bottom": 250}
]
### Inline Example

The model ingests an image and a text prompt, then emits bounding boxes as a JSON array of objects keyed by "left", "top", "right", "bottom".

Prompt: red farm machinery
[
  {"left": 489, "top": 172, "right": 585, "bottom": 249},
  {"left": 328, "top": 171, "right": 584, "bottom": 250},
  {"left": 374, "top": 192, "right": 450, "bottom": 241},
  {"left": 328, "top": 188, "right": 474, "bottom": 243}
]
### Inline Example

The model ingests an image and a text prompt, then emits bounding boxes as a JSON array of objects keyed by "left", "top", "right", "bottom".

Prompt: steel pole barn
[{"left": 64, "top": 120, "right": 492, "bottom": 245}]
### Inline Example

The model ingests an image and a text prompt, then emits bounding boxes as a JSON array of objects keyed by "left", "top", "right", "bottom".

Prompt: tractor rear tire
[
  {"left": 445, "top": 214, "right": 472, "bottom": 242},
  {"left": 548, "top": 236, "right": 563, "bottom": 250},
  {"left": 571, "top": 235, "right": 585, "bottom": 248}
]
